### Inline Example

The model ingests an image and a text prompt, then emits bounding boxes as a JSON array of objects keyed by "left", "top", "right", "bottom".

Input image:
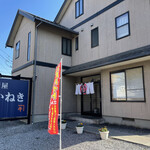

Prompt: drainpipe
[{"left": 32, "top": 21, "right": 43, "bottom": 124}]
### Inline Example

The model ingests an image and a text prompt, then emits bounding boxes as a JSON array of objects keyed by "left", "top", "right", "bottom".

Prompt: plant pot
[
  {"left": 76, "top": 126, "right": 84, "bottom": 134},
  {"left": 99, "top": 131, "right": 109, "bottom": 140},
  {"left": 61, "top": 123, "right": 67, "bottom": 129}
]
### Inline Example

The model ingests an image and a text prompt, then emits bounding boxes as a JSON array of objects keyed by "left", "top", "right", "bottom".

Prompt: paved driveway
[{"left": 0, "top": 121, "right": 149, "bottom": 150}]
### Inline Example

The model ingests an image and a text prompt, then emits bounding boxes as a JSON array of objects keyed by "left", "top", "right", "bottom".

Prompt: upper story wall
[
  {"left": 60, "top": 0, "right": 116, "bottom": 28},
  {"left": 59, "top": 0, "right": 150, "bottom": 66},
  {"left": 37, "top": 24, "right": 75, "bottom": 67},
  {"left": 13, "top": 17, "right": 35, "bottom": 70}
]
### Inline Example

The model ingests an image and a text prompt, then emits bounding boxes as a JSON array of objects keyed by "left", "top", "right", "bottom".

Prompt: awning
[{"left": 63, "top": 45, "right": 150, "bottom": 76}]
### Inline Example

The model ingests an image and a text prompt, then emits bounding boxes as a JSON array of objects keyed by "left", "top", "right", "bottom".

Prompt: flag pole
[{"left": 60, "top": 58, "right": 63, "bottom": 150}]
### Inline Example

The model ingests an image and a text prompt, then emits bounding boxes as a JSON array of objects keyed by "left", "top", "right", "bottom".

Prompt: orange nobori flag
[{"left": 48, "top": 62, "right": 61, "bottom": 135}]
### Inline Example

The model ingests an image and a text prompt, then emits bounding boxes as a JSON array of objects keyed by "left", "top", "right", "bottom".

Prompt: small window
[
  {"left": 91, "top": 27, "right": 99, "bottom": 48},
  {"left": 75, "top": 0, "right": 84, "bottom": 18},
  {"left": 110, "top": 67, "right": 145, "bottom": 102},
  {"left": 15, "top": 41, "right": 20, "bottom": 59},
  {"left": 75, "top": 37, "right": 79, "bottom": 51},
  {"left": 27, "top": 32, "right": 31, "bottom": 61},
  {"left": 115, "top": 12, "right": 130, "bottom": 40},
  {"left": 62, "top": 37, "right": 72, "bottom": 56}
]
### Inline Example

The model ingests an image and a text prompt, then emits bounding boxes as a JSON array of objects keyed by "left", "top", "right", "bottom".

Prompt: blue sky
[{"left": 0, "top": 0, "right": 64, "bottom": 75}]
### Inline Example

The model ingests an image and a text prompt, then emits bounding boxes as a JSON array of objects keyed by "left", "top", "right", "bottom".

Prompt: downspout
[{"left": 32, "top": 21, "right": 43, "bottom": 123}]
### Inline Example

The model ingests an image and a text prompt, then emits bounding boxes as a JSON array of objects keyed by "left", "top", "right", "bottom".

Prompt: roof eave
[
  {"left": 63, "top": 45, "right": 150, "bottom": 75},
  {"left": 54, "top": 0, "right": 72, "bottom": 23},
  {"left": 34, "top": 17, "right": 78, "bottom": 35},
  {"left": 6, "top": 10, "right": 20, "bottom": 48},
  {"left": 6, "top": 8, "right": 78, "bottom": 48},
  {"left": 18, "top": 9, "right": 35, "bottom": 22},
  {"left": 6, "top": 10, "right": 35, "bottom": 48}
]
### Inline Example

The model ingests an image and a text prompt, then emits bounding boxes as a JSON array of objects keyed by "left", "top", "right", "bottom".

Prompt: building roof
[
  {"left": 63, "top": 45, "right": 150, "bottom": 75},
  {"left": 54, "top": 0, "right": 72, "bottom": 23},
  {"left": 6, "top": 9, "right": 78, "bottom": 48}
]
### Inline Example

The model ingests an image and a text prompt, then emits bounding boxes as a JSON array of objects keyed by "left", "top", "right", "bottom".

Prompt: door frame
[{"left": 81, "top": 74, "right": 102, "bottom": 117}]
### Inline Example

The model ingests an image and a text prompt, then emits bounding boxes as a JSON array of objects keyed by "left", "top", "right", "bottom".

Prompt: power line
[
  {"left": 0, "top": 68, "right": 11, "bottom": 75},
  {"left": 5, "top": 61, "right": 12, "bottom": 68},
  {"left": 0, "top": 48, "right": 12, "bottom": 58},
  {"left": 0, "top": 49, "right": 12, "bottom": 62},
  {"left": 0, "top": 59, "right": 12, "bottom": 75},
  {"left": 0, "top": 53, "right": 12, "bottom": 64},
  {"left": 0, "top": 52, "right": 12, "bottom": 62},
  {"left": 0, "top": 55, "right": 12, "bottom": 68},
  {"left": 0, "top": 61, "right": 9, "bottom": 71}
]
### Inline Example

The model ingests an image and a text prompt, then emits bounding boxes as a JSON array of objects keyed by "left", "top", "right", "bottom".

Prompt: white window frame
[
  {"left": 110, "top": 67, "right": 145, "bottom": 102},
  {"left": 75, "top": 0, "right": 84, "bottom": 18},
  {"left": 115, "top": 12, "right": 130, "bottom": 40},
  {"left": 15, "top": 41, "right": 20, "bottom": 59},
  {"left": 27, "top": 32, "right": 31, "bottom": 61}
]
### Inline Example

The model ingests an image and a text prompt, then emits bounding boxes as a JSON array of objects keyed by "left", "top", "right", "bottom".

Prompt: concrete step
[{"left": 63, "top": 113, "right": 105, "bottom": 125}]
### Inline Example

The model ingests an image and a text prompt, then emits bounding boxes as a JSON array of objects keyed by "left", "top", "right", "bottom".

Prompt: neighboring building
[{"left": 6, "top": 0, "right": 150, "bottom": 129}]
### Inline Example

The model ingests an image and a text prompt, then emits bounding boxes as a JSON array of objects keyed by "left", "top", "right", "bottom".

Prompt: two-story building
[{"left": 6, "top": 0, "right": 150, "bottom": 129}]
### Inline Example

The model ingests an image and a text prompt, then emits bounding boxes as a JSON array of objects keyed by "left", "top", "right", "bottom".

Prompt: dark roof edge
[
  {"left": 6, "top": 10, "right": 20, "bottom": 48},
  {"left": 6, "top": 9, "right": 78, "bottom": 48},
  {"left": 34, "top": 17, "right": 78, "bottom": 35},
  {"left": 54, "top": 0, "right": 68, "bottom": 23},
  {"left": 18, "top": 9, "right": 35, "bottom": 22},
  {"left": 22, "top": 9, "right": 78, "bottom": 35},
  {"left": 63, "top": 45, "right": 150, "bottom": 75},
  {"left": 6, "top": 9, "right": 35, "bottom": 48}
]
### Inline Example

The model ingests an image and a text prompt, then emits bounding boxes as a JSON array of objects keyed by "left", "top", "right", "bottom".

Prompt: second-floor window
[
  {"left": 75, "top": 0, "right": 84, "bottom": 18},
  {"left": 115, "top": 12, "right": 130, "bottom": 40},
  {"left": 27, "top": 32, "right": 31, "bottom": 61},
  {"left": 75, "top": 37, "right": 79, "bottom": 51},
  {"left": 62, "top": 37, "right": 72, "bottom": 56},
  {"left": 91, "top": 27, "right": 99, "bottom": 48},
  {"left": 15, "top": 41, "right": 20, "bottom": 59}
]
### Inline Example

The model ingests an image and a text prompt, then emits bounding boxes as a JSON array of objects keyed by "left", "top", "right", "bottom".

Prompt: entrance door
[{"left": 81, "top": 75, "right": 101, "bottom": 117}]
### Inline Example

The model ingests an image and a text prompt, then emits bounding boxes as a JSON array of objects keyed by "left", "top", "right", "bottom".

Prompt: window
[
  {"left": 75, "top": 37, "right": 79, "bottom": 51},
  {"left": 110, "top": 67, "right": 145, "bottom": 102},
  {"left": 115, "top": 12, "right": 130, "bottom": 40},
  {"left": 91, "top": 27, "right": 99, "bottom": 48},
  {"left": 15, "top": 41, "right": 20, "bottom": 59},
  {"left": 75, "top": 0, "right": 84, "bottom": 18},
  {"left": 62, "top": 37, "right": 72, "bottom": 56},
  {"left": 27, "top": 32, "right": 31, "bottom": 61}
]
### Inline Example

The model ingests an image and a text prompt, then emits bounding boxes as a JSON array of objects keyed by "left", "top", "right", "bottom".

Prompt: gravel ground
[
  {"left": 0, "top": 121, "right": 150, "bottom": 150},
  {"left": 67, "top": 120, "right": 150, "bottom": 137}
]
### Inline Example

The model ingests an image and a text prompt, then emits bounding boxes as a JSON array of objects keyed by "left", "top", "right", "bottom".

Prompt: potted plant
[
  {"left": 76, "top": 123, "right": 84, "bottom": 134},
  {"left": 99, "top": 126, "right": 109, "bottom": 140},
  {"left": 61, "top": 120, "right": 67, "bottom": 129}
]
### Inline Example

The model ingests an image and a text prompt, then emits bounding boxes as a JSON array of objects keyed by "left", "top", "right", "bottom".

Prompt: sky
[{"left": 0, "top": 0, "right": 64, "bottom": 75}]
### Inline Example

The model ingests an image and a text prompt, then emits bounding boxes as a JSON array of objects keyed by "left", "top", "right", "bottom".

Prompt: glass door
[{"left": 81, "top": 75, "right": 101, "bottom": 117}]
